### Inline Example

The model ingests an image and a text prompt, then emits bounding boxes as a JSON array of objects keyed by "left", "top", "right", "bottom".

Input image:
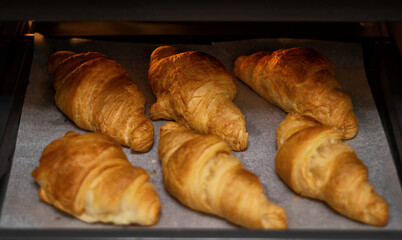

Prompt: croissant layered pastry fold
[
  {"left": 233, "top": 47, "right": 358, "bottom": 139},
  {"left": 158, "top": 121, "right": 288, "bottom": 229},
  {"left": 48, "top": 51, "right": 154, "bottom": 152},
  {"left": 32, "top": 131, "right": 161, "bottom": 225},
  {"left": 275, "top": 113, "right": 388, "bottom": 226},
  {"left": 148, "top": 46, "right": 248, "bottom": 151}
]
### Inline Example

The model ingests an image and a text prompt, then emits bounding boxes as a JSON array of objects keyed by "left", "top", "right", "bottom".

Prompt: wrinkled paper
[{"left": 1, "top": 34, "right": 401, "bottom": 230}]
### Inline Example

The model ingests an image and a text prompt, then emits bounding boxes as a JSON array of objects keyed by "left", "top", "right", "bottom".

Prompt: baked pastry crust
[
  {"left": 148, "top": 46, "right": 248, "bottom": 151},
  {"left": 48, "top": 51, "right": 154, "bottom": 152},
  {"left": 32, "top": 131, "right": 161, "bottom": 225},
  {"left": 233, "top": 47, "right": 358, "bottom": 139},
  {"left": 158, "top": 121, "right": 287, "bottom": 229},
  {"left": 275, "top": 114, "right": 388, "bottom": 226}
]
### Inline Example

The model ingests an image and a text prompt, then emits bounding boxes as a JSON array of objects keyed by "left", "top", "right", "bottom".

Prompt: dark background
[{"left": 1, "top": 0, "right": 402, "bottom": 22}]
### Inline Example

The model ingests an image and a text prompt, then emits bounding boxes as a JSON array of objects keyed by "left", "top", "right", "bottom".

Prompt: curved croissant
[
  {"left": 158, "top": 121, "right": 287, "bottom": 229},
  {"left": 148, "top": 46, "right": 248, "bottom": 151},
  {"left": 233, "top": 47, "right": 358, "bottom": 139},
  {"left": 275, "top": 113, "right": 388, "bottom": 226},
  {"left": 32, "top": 131, "right": 161, "bottom": 225},
  {"left": 48, "top": 51, "right": 154, "bottom": 152}
]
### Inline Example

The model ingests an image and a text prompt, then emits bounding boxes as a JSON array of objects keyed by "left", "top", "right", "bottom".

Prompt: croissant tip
[
  {"left": 150, "top": 46, "right": 182, "bottom": 65},
  {"left": 362, "top": 195, "right": 389, "bottom": 226},
  {"left": 233, "top": 56, "right": 247, "bottom": 77},
  {"left": 231, "top": 131, "right": 248, "bottom": 151},
  {"left": 129, "top": 120, "right": 155, "bottom": 153},
  {"left": 261, "top": 205, "right": 288, "bottom": 230}
]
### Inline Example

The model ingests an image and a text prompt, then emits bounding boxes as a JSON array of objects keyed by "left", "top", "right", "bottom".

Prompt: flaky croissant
[
  {"left": 233, "top": 47, "right": 358, "bottom": 139},
  {"left": 148, "top": 46, "right": 248, "bottom": 151},
  {"left": 158, "top": 121, "right": 287, "bottom": 229},
  {"left": 48, "top": 51, "right": 154, "bottom": 152},
  {"left": 275, "top": 113, "right": 388, "bottom": 226},
  {"left": 32, "top": 131, "right": 161, "bottom": 226}
]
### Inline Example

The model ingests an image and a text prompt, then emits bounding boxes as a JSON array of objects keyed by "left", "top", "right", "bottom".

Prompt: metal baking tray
[{"left": 0, "top": 21, "right": 401, "bottom": 239}]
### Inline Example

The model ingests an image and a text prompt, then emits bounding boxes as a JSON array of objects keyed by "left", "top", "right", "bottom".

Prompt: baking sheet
[{"left": 0, "top": 34, "right": 401, "bottom": 230}]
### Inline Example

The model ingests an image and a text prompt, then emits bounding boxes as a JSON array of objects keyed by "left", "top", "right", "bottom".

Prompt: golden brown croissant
[
  {"left": 158, "top": 121, "right": 287, "bottom": 229},
  {"left": 275, "top": 113, "right": 388, "bottom": 226},
  {"left": 32, "top": 131, "right": 161, "bottom": 226},
  {"left": 233, "top": 47, "right": 358, "bottom": 139},
  {"left": 148, "top": 46, "right": 248, "bottom": 151},
  {"left": 48, "top": 51, "right": 154, "bottom": 152}
]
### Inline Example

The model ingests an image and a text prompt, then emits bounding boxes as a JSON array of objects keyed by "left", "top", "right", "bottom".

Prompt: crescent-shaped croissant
[
  {"left": 48, "top": 51, "right": 154, "bottom": 152},
  {"left": 275, "top": 113, "right": 388, "bottom": 226},
  {"left": 148, "top": 46, "right": 248, "bottom": 151},
  {"left": 32, "top": 131, "right": 161, "bottom": 225},
  {"left": 233, "top": 47, "right": 358, "bottom": 139},
  {"left": 158, "top": 121, "right": 287, "bottom": 229}
]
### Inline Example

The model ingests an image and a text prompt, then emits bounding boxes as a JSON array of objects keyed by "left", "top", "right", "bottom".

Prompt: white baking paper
[{"left": 1, "top": 34, "right": 401, "bottom": 231}]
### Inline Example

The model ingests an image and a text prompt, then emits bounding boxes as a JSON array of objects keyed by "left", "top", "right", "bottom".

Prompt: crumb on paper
[
  {"left": 151, "top": 159, "right": 157, "bottom": 164},
  {"left": 294, "top": 196, "right": 300, "bottom": 201}
]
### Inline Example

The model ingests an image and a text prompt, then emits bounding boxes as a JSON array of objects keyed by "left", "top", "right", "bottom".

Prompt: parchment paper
[{"left": 1, "top": 34, "right": 401, "bottom": 230}]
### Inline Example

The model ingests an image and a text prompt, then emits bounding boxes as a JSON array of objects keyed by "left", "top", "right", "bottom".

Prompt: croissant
[
  {"left": 158, "top": 121, "right": 287, "bottom": 229},
  {"left": 148, "top": 46, "right": 248, "bottom": 151},
  {"left": 32, "top": 131, "right": 161, "bottom": 226},
  {"left": 48, "top": 51, "right": 154, "bottom": 152},
  {"left": 275, "top": 113, "right": 388, "bottom": 226},
  {"left": 233, "top": 47, "right": 358, "bottom": 139}
]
